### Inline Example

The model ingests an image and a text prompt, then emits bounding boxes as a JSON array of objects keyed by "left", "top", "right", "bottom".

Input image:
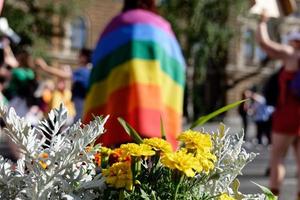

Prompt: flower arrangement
[{"left": 0, "top": 104, "right": 275, "bottom": 200}]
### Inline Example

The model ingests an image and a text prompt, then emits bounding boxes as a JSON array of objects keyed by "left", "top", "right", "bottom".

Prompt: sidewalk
[{"left": 239, "top": 145, "right": 297, "bottom": 200}]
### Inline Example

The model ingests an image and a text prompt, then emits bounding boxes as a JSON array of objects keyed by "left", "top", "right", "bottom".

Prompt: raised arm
[
  {"left": 35, "top": 58, "right": 72, "bottom": 79},
  {"left": 256, "top": 14, "right": 293, "bottom": 59},
  {"left": 2, "top": 38, "right": 19, "bottom": 68}
]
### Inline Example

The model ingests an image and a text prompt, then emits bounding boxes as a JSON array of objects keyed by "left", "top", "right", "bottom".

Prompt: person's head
[
  {"left": 78, "top": 48, "right": 91, "bottom": 66},
  {"left": 0, "top": 48, "right": 12, "bottom": 84},
  {"left": 286, "top": 31, "right": 300, "bottom": 49},
  {"left": 57, "top": 78, "right": 66, "bottom": 92},
  {"left": 0, "top": 67, "right": 10, "bottom": 85},
  {"left": 242, "top": 89, "right": 252, "bottom": 99},
  {"left": 16, "top": 49, "right": 31, "bottom": 67},
  {"left": 122, "top": 0, "right": 157, "bottom": 13},
  {"left": 44, "top": 80, "right": 55, "bottom": 91}
]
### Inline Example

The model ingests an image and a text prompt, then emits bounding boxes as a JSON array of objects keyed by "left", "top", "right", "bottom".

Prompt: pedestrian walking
[
  {"left": 238, "top": 89, "right": 252, "bottom": 140},
  {"left": 248, "top": 91, "right": 273, "bottom": 145},
  {"left": 83, "top": 0, "right": 186, "bottom": 149},
  {"left": 257, "top": 11, "right": 300, "bottom": 198}
]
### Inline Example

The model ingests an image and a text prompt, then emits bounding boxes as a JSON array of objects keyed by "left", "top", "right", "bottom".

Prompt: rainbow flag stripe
[{"left": 83, "top": 9, "right": 185, "bottom": 148}]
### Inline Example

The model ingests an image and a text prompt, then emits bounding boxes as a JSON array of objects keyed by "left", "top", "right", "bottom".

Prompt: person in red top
[{"left": 257, "top": 12, "right": 300, "bottom": 198}]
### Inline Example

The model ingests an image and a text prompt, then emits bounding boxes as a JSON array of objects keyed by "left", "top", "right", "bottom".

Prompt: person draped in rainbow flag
[{"left": 83, "top": 0, "right": 185, "bottom": 149}]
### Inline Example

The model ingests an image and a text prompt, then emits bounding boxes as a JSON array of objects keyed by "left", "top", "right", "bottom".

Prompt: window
[
  {"left": 243, "top": 28, "right": 267, "bottom": 66},
  {"left": 71, "top": 17, "right": 87, "bottom": 49},
  {"left": 243, "top": 29, "right": 255, "bottom": 64}
]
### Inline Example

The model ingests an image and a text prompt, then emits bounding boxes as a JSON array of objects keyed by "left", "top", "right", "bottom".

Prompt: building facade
[
  {"left": 50, "top": 0, "right": 122, "bottom": 65},
  {"left": 50, "top": 1, "right": 300, "bottom": 116},
  {"left": 226, "top": 0, "right": 300, "bottom": 114}
]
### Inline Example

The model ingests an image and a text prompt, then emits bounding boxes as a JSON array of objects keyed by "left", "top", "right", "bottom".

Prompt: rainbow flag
[{"left": 83, "top": 9, "right": 185, "bottom": 149}]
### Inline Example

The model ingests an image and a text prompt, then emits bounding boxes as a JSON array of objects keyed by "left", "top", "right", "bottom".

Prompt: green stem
[
  {"left": 131, "top": 157, "right": 141, "bottom": 181},
  {"left": 173, "top": 175, "right": 183, "bottom": 200},
  {"left": 119, "top": 189, "right": 126, "bottom": 200},
  {"left": 150, "top": 153, "right": 160, "bottom": 175},
  {"left": 151, "top": 191, "right": 157, "bottom": 200}
]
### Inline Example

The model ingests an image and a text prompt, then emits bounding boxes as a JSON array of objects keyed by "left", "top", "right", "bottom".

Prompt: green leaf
[
  {"left": 151, "top": 191, "right": 157, "bottom": 200},
  {"left": 252, "top": 182, "right": 278, "bottom": 200},
  {"left": 160, "top": 117, "right": 167, "bottom": 140},
  {"left": 118, "top": 118, "right": 143, "bottom": 144},
  {"left": 140, "top": 188, "right": 150, "bottom": 200},
  {"left": 218, "top": 123, "right": 226, "bottom": 139},
  {"left": 190, "top": 100, "right": 247, "bottom": 129},
  {"left": 207, "top": 173, "right": 220, "bottom": 181},
  {"left": 231, "top": 179, "right": 245, "bottom": 200}
]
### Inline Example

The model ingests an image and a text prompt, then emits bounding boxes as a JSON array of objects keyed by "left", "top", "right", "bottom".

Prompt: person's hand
[
  {"left": 4, "top": 56, "right": 18, "bottom": 68},
  {"left": 260, "top": 9, "right": 269, "bottom": 23},
  {"left": 2, "top": 38, "right": 18, "bottom": 68},
  {"left": 61, "top": 64, "right": 72, "bottom": 76},
  {"left": 35, "top": 58, "right": 48, "bottom": 70}
]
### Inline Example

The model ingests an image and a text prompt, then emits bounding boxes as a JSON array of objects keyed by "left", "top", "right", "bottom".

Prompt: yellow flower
[
  {"left": 161, "top": 149, "right": 202, "bottom": 177},
  {"left": 109, "top": 148, "right": 131, "bottom": 164},
  {"left": 196, "top": 151, "right": 216, "bottom": 173},
  {"left": 143, "top": 138, "right": 172, "bottom": 153},
  {"left": 177, "top": 130, "right": 216, "bottom": 172},
  {"left": 39, "top": 153, "right": 49, "bottom": 159},
  {"left": 101, "top": 147, "right": 112, "bottom": 155},
  {"left": 219, "top": 193, "right": 236, "bottom": 200},
  {"left": 39, "top": 160, "right": 48, "bottom": 169},
  {"left": 178, "top": 130, "right": 213, "bottom": 153},
  {"left": 38, "top": 152, "right": 50, "bottom": 169},
  {"left": 120, "top": 143, "right": 155, "bottom": 157},
  {"left": 102, "top": 162, "right": 133, "bottom": 191},
  {"left": 85, "top": 146, "right": 92, "bottom": 153},
  {"left": 94, "top": 153, "right": 101, "bottom": 167}
]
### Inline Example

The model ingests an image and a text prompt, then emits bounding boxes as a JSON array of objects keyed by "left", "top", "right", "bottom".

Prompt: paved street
[
  {"left": 199, "top": 116, "right": 298, "bottom": 200},
  {"left": 239, "top": 145, "right": 297, "bottom": 200}
]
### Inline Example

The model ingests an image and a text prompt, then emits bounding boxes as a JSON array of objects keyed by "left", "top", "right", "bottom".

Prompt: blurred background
[
  {"left": 2, "top": 0, "right": 299, "bottom": 121},
  {"left": 1, "top": 0, "right": 300, "bottom": 198}
]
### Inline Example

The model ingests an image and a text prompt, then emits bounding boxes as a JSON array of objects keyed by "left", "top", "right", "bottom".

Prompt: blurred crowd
[
  {"left": 0, "top": 37, "right": 92, "bottom": 161},
  {"left": 0, "top": 39, "right": 92, "bottom": 126},
  {"left": 0, "top": 0, "right": 186, "bottom": 162}
]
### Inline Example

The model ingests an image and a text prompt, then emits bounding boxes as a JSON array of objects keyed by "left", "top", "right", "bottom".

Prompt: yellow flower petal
[
  {"left": 143, "top": 138, "right": 173, "bottom": 153},
  {"left": 161, "top": 149, "right": 203, "bottom": 177},
  {"left": 120, "top": 143, "right": 155, "bottom": 157},
  {"left": 39, "top": 160, "right": 48, "bottom": 169},
  {"left": 178, "top": 130, "right": 213, "bottom": 153},
  {"left": 219, "top": 193, "right": 236, "bottom": 200},
  {"left": 102, "top": 162, "right": 133, "bottom": 191}
]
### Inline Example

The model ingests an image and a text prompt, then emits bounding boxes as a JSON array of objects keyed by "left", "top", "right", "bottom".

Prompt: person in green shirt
[
  {"left": 5, "top": 49, "right": 35, "bottom": 99},
  {"left": 7, "top": 66, "right": 35, "bottom": 97}
]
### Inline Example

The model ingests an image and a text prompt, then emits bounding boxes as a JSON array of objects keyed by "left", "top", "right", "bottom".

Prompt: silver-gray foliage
[
  {"left": 0, "top": 104, "right": 107, "bottom": 200},
  {"left": 0, "top": 105, "right": 272, "bottom": 200},
  {"left": 204, "top": 124, "right": 266, "bottom": 200}
]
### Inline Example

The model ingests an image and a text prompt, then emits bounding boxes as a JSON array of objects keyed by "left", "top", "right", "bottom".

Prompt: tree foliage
[
  {"left": 2, "top": 0, "right": 90, "bottom": 52},
  {"left": 160, "top": 0, "right": 247, "bottom": 118}
]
